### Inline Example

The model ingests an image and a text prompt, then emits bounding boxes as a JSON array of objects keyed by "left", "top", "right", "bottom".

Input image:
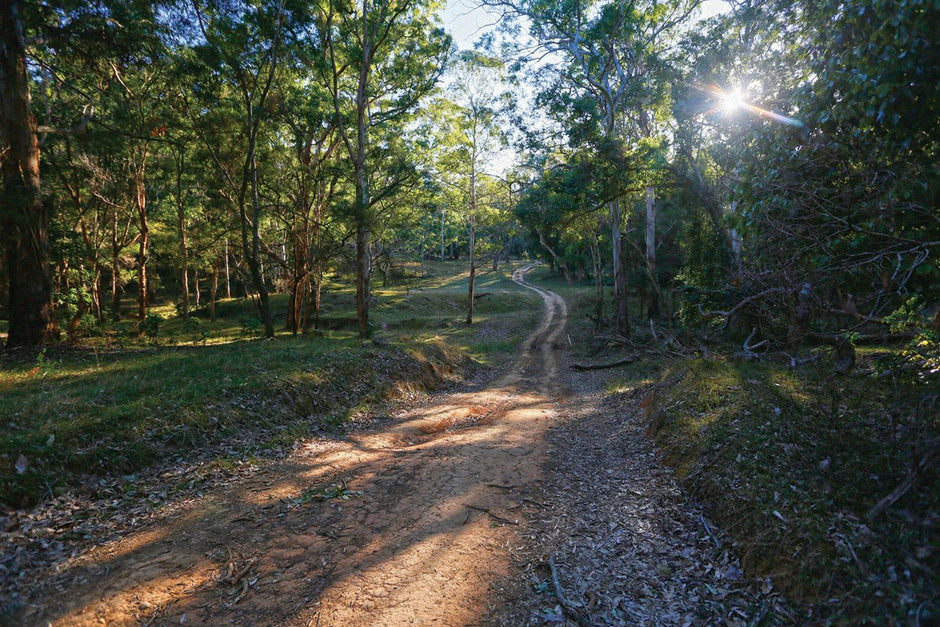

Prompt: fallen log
[{"left": 570, "top": 353, "right": 641, "bottom": 371}]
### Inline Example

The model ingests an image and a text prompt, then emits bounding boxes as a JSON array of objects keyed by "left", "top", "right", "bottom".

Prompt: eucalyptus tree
[
  {"left": 431, "top": 51, "right": 507, "bottom": 324},
  {"left": 0, "top": 0, "right": 57, "bottom": 348},
  {"left": 2, "top": 0, "right": 173, "bottom": 346},
  {"left": 321, "top": 0, "right": 449, "bottom": 336},
  {"left": 267, "top": 64, "right": 346, "bottom": 334}
]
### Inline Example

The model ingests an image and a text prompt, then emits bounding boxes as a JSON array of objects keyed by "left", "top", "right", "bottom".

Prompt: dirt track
[{"left": 28, "top": 264, "right": 570, "bottom": 626}]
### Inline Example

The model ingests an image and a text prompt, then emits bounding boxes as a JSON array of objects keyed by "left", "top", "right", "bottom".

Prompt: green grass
[
  {"left": 642, "top": 356, "right": 939, "bottom": 623},
  {"left": 0, "top": 259, "right": 539, "bottom": 508}
]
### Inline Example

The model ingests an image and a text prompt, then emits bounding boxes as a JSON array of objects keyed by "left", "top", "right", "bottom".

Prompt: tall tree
[
  {"left": 0, "top": 0, "right": 57, "bottom": 348},
  {"left": 184, "top": 0, "right": 307, "bottom": 338},
  {"left": 431, "top": 52, "right": 507, "bottom": 324},
  {"left": 323, "top": 0, "right": 448, "bottom": 336}
]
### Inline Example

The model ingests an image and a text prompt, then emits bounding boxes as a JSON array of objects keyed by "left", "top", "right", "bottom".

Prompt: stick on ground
[{"left": 548, "top": 555, "right": 592, "bottom": 626}]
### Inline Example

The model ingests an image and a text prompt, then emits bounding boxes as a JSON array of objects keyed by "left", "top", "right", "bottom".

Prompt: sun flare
[{"left": 721, "top": 87, "right": 745, "bottom": 113}]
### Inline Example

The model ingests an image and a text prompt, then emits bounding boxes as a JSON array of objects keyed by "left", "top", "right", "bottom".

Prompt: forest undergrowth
[{"left": 581, "top": 322, "right": 940, "bottom": 622}]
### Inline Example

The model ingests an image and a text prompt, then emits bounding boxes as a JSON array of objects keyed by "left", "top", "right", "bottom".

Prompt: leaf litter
[{"left": 486, "top": 359, "right": 792, "bottom": 626}]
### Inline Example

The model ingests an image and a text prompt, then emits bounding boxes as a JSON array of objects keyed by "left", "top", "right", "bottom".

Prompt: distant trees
[
  {"left": 486, "top": 0, "right": 697, "bottom": 334},
  {"left": 4, "top": 0, "right": 937, "bottom": 355},
  {"left": 497, "top": 0, "right": 939, "bottom": 350}
]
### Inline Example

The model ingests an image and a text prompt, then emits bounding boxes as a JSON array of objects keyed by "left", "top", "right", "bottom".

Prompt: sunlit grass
[{"left": 0, "top": 259, "right": 543, "bottom": 508}]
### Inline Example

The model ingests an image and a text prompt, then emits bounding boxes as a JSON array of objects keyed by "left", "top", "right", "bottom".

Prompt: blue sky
[{"left": 440, "top": 0, "right": 731, "bottom": 51}]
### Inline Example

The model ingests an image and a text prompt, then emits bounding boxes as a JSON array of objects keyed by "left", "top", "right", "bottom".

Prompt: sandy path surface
[{"left": 30, "top": 264, "right": 568, "bottom": 626}]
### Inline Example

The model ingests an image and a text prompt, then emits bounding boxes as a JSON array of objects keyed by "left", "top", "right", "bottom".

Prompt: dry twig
[
  {"left": 548, "top": 555, "right": 592, "bottom": 626},
  {"left": 464, "top": 503, "right": 519, "bottom": 525}
]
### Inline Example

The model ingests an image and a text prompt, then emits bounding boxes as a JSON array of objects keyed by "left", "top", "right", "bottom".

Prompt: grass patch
[
  {"left": 0, "top": 260, "right": 540, "bottom": 509},
  {"left": 643, "top": 356, "right": 939, "bottom": 622}
]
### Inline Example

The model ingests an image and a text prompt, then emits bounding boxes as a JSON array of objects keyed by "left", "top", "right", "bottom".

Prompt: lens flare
[
  {"left": 698, "top": 83, "right": 806, "bottom": 128},
  {"left": 721, "top": 88, "right": 745, "bottom": 113}
]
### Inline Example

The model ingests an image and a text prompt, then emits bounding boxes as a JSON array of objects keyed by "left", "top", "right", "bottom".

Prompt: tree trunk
[
  {"left": 355, "top": 223, "right": 371, "bottom": 336},
  {"left": 610, "top": 198, "right": 629, "bottom": 336},
  {"left": 176, "top": 149, "right": 190, "bottom": 321},
  {"left": 210, "top": 261, "right": 218, "bottom": 322},
  {"left": 537, "top": 229, "right": 572, "bottom": 284},
  {"left": 590, "top": 233, "right": 603, "bottom": 330},
  {"left": 466, "top": 166, "right": 477, "bottom": 325},
  {"left": 0, "top": 0, "right": 57, "bottom": 347},
  {"left": 132, "top": 145, "right": 149, "bottom": 322},
  {"left": 353, "top": 31, "right": 373, "bottom": 338},
  {"left": 111, "top": 214, "right": 122, "bottom": 320},
  {"left": 224, "top": 238, "right": 231, "bottom": 299},
  {"left": 645, "top": 184, "right": 659, "bottom": 319},
  {"left": 249, "top": 143, "right": 274, "bottom": 338}
]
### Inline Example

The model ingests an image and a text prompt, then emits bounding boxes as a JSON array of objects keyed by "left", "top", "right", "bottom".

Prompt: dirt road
[{"left": 26, "top": 265, "right": 784, "bottom": 626}]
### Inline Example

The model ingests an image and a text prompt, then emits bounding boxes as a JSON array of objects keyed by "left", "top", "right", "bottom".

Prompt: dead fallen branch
[
  {"left": 548, "top": 555, "right": 592, "bottom": 626},
  {"left": 867, "top": 437, "right": 940, "bottom": 519},
  {"left": 699, "top": 287, "right": 789, "bottom": 329},
  {"left": 464, "top": 503, "right": 518, "bottom": 525},
  {"left": 700, "top": 514, "right": 721, "bottom": 549},
  {"left": 571, "top": 353, "right": 641, "bottom": 371}
]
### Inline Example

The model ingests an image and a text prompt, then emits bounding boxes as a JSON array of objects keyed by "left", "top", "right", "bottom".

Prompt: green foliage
[
  {"left": 239, "top": 316, "right": 263, "bottom": 338},
  {"left": 138, "top": 314, "right": 164, "bottom": 340},
  {"left": 0, "top": 260, "right": 536, "bottom": 508}
]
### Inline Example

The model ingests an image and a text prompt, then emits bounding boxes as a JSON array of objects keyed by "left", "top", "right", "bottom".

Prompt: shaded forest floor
[{"left": 2, "top": 262, "right": 937, "bottom": 624}]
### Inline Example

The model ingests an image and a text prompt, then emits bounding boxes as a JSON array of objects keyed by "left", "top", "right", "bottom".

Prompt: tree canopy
[{"left": 1, "top": 0, "right": 937, "bottom": 357}]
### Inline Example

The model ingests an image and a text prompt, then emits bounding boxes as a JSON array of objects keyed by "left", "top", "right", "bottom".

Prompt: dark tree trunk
[
  {"left": 0, "top": 1, "right": 57, "bottom": 347},
  {"left": 610, "top": 198, "right": 629, "bottom": 337},
  {"left": 132, "top": 146, "right": 149, "bottom": 322},
  {"left": 210, "top": 262, "right": 218, "bottom": 322},
  {"left": 355, "top": 223, "right": 371, "bottom": 336},
  {"left": 176, "top": 147, "right": 190, "bottom": 321}
]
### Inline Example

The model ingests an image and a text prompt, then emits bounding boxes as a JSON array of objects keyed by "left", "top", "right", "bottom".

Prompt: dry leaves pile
[{"left": 490, "top": 365, "right": 792, "bottom": 626}]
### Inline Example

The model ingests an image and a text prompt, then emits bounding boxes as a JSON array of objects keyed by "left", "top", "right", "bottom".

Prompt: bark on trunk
[
  {"left": 111, "top": 216, "right": 122, "bottom": 320},
  {"left": 210, "top": 262, "right": 218, "bottom": 322},
  {"left": 224, "top": 238, "right": 231, "bottom": 299},
  {"left": 176, "top": 149, "right": 190, "bottom": 320},
  {"left": 355, "top": 223, "right": 371, "bottom": 336},
  {"left": 353, "top": 29, "right": 373, "bottom": 338},
  {"left": 0, "top": 0, "right": 57, "bottom": 347},
  {"left": 590, "top": 234, "right": 603, "bottom": 330},
  {"left": 610, "top": 198, "right": 629, "bottom": 337},
  {"left": 132, "top": 146, "right": 149, "bottom": 322},
  {"left": 644, "top": 184, "right": 659, "bottom": 319},
  {"left": 466, "top": 167, "right": 477, "bottom": 325}
]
